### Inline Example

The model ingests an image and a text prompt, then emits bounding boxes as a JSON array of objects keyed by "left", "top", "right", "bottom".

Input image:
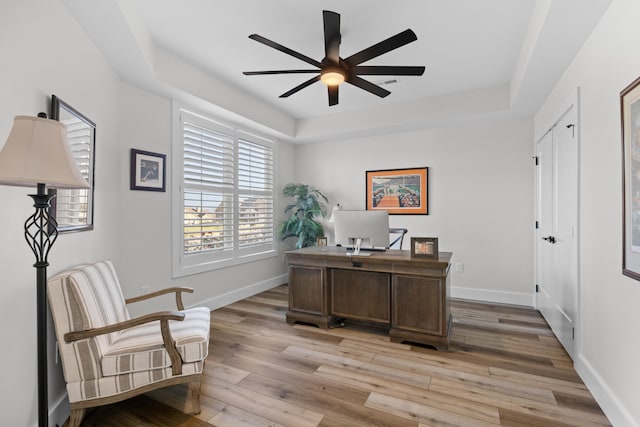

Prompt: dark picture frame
[
  {"left": 621, "top": 76, "right": 640, "bottom": 280},
  {"left": 410, "top": 237, "right": 438, "bottom": 259},
  {"left": 49, "top": 95, "right": 96, "bottom": 233},
  {"left": 366, "top": 167, "right": 428, "bottom": 215},
  {"left": 317, "top": 236, "right": 328, "bottom": 247},
  {"left": 130, "top": 148, "right": 166, "bottom": 192}
]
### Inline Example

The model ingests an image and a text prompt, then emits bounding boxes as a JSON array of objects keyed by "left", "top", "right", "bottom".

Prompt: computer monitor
[{"left": 333, "top": 210, "right": 390, "bottom": 250}]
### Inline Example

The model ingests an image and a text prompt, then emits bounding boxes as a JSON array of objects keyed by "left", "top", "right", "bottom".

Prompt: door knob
[{"left": 542, "top": 236, "right": 556, "bottom": 244}]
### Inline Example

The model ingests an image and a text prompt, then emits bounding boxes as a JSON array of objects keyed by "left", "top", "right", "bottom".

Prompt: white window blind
[
  {"left": 174, "top": 109, "right": 276, "bottom": 275},
  {"left": 238, "top": 138, "right": 274, "bottom": 249},
  {"left": 183, "top": 122, "right": 234, "bottom": 254}
]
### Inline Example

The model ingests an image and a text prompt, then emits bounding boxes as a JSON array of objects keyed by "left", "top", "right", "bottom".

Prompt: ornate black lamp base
[{"left": 26, "top": 183, "right": 58, "bottom": 427}]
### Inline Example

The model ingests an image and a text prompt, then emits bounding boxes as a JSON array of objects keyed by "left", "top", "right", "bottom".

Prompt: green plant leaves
[{"left": 278, "top": 183, "right": 328, "bottom": 248}]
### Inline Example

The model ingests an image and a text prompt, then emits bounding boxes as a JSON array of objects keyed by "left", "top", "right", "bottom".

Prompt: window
[{"left": 173, "top": 107, "right": 276, "bottom": 276}]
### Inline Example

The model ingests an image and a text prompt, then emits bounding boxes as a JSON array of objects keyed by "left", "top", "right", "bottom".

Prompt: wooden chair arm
[
  {"left": 64, "top": 310, "right": 186, "bottom": 375},
  {"left": 125, "top": 287, "right": 194, "bottom": 310},
  {"left": 64, "top": 311, "right": 185, "bottom": 342}
]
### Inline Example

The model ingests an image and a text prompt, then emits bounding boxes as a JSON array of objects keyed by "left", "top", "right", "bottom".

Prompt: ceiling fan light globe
[{"left": 320, "top": 71, "right": 345, "bottom": 86}]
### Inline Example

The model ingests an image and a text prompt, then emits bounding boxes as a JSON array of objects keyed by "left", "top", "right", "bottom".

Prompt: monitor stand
[{"left": 346, "top": 238, "right": 372, "bottom": 256}]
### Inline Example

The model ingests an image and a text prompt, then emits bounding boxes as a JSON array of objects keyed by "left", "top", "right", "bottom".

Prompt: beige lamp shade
[{"left": 0, "top": 115, "right": 90, "bottom": 189}]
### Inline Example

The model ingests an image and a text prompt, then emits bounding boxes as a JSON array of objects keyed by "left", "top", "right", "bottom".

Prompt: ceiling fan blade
[
  {"left": 323, "top": 10, "right": 341, "bottom": 64},
  {"left": 346, "top": 75, "right": 391, "bottom": 98},
  {"left": 352, "top": 65, "right": 425, "bottom": 76},
  {"left": 243, "top": 70, "right": 319, "bottom": 75},
  {"left": 280, "top": 75, "right": 321, "bottom": 98},
  {"left": 249, "top": 34, "right": 322, "bottom": 68},
  {"left": 328, "top": 85, "right": 339, "bottom": 106},
  {"left": 344, "top": 29, "right": 418, "bottom": 66}
]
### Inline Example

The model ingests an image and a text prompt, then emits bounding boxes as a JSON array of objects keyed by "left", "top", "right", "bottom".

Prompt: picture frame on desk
[
  {"left": 317, "top": 236, "right": 328, "bottom": 247},
  {"left": 411, "top": 237, "right": 438, "bottom": 258}
]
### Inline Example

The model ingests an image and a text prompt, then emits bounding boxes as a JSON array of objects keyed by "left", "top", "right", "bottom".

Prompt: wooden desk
[{"left": 285, "top": 247, "right": 452, "bottom": 349}]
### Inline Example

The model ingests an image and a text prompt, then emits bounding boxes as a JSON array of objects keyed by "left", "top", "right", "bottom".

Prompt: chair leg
[
  {"left": 189, "top": 379, "right": 202, "bottom": 415},
  {"left": 68, "top": 408, "right": 86, "bottom": 427}
]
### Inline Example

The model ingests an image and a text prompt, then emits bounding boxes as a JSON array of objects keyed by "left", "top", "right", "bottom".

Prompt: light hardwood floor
[{"left": 80, "top": 285, "right": 610, "bottom": 426}]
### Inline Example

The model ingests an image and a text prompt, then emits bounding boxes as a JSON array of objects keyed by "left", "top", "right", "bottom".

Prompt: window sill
[{"left": 172, "top": 249, "right": 278, "bottom": 278}]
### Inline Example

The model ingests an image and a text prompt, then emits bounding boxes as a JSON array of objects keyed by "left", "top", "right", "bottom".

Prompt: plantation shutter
[
  {"left": 175, "top": 108, "right": 276, "bottom": 274},
  {"left": 237, "top": 137, "right": 274, "bottom": 248},
  {"left": 182, "top": 121, "right": 234, "bottom": 254}
]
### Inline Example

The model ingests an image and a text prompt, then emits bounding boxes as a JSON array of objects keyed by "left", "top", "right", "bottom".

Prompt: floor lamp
[{"left": 0, "top": 114, "right": 90, "bottom": 427}]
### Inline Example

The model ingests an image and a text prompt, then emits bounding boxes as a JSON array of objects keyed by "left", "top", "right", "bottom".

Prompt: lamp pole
[
  {"left": 25, "top": 182, "right": 58, "bottom": 427},
  {"left": 0, "top": 113, "right": 89, "bottom": 427}
]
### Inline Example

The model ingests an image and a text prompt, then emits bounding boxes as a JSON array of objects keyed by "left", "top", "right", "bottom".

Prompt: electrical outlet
[
  {"left": 141, "top": 285, "right": 150, "bottom": 294},
  {"left": 455, "top": 262, "right": 464, "bottom": 273}
]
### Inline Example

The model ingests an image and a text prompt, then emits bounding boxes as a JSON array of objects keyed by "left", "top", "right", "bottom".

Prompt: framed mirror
[{"left": 49, "top": 95, "right": 96, "bottom": 232}]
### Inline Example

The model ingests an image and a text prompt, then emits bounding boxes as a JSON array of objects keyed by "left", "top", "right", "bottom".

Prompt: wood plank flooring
[{"left": 80, "top": 285, "right": 610, "bottom": 426}]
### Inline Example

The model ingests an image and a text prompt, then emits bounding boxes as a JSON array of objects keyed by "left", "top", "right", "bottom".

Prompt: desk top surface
[{"left": 286, "top": 246, "right": 452, "bottom": 266}]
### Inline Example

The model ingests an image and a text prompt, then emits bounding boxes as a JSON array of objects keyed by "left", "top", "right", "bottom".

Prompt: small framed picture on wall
[{"left": 130, "top": 148, "right": 166, "bottom": 192}]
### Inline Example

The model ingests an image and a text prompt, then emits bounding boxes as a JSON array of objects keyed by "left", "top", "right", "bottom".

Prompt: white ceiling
[{"left": 62, "top": 0, "right": 611, "bottom": 142}]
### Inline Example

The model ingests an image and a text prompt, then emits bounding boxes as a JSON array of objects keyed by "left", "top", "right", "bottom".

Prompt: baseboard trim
[
  {"left": 191, "top": 274, "right": 288, "bottom": 311},
  {"left": 575, "top": 354, "right": 638, "bottom": 427},
  {"left": 49, "top": 392, "right": 70, "bottom": 427},
  {"left": 451, "top": 286, "right": 533, "bottom": 307}
]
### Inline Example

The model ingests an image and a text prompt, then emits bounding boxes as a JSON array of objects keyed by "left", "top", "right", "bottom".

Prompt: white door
[
  {"left": 536, "top": 101, "right": 579, "bottom": 360},
  {"left": 537, "top": 131, "right": 555, "bottom": 332}
]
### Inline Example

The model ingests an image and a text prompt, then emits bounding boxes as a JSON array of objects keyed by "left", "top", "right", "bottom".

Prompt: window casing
[{"left": 173, "top": 106, "right": 276, "bottom": 277}]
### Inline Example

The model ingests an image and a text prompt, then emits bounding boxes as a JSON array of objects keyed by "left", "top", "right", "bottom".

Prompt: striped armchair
[{"left": 47, "top": 261, "right": 210, "bottom": 427}]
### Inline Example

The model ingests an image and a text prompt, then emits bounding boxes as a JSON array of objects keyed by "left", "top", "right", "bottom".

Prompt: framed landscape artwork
[
  {"left": 366, "top": 167, "right": 428, "bottom": 215},
  {"left": 621, "top": 75, "right": 640, "bottom": 280}
]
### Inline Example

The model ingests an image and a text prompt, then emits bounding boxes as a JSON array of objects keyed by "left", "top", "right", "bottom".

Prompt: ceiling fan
[{"left": 243, "top": 10, "right": 425, "bottom": 106}]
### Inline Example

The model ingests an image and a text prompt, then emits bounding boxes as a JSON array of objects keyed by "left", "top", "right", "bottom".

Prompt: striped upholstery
[
  {"left": 47, "top": 261, "right": 210, "bottom": 403},
  {"left": 101, "top": 307, "right": 210, "bottom": 376}
]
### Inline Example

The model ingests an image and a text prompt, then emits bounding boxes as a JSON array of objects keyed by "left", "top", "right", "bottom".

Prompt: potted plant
[{"left": 278, "top": 183, "right": 328, "bottom": 249}]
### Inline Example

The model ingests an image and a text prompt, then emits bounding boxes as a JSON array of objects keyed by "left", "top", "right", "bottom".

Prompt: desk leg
[
  {"left": 286, "top": 311, "right": 339, "bottom": 329},
  {"left": 389, "top": 314, "right": 452, "bottom": 350}
]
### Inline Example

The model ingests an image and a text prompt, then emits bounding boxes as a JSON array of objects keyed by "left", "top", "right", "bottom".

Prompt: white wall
[
  {"left": 535, "top": 0, "right": 640, "bottom": 425},
  {"left": 295, "top": 118, "right": 534, "bottom": 305},
  {"left": 0, "top": 0, "right": 122, "bottom": 426},
  {"left": 117, "top": 82, "right": 293, "bottom": 315}
]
